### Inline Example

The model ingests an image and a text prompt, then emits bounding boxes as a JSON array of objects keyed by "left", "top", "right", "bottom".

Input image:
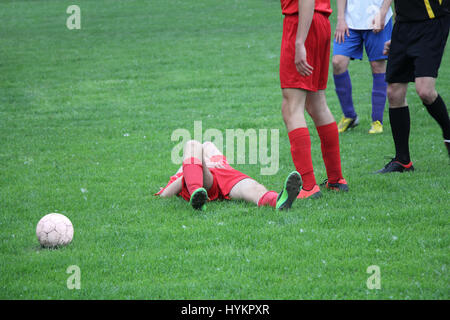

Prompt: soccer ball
[{"left": 36, "top": 213, "right": 74, "bottom": 248}]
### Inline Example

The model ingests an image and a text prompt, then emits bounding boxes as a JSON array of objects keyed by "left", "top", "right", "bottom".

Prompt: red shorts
[
  {"left": 179, "top": 167, "right": 250, "bottom": 202},
  {"left": 280, "top": 12, "right": 331, "bottom": 91}
]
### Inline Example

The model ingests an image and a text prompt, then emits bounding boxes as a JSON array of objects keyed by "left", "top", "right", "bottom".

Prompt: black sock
[
  {"left": 389, "top": 106, "right": 411, "bottom": 164},
  {"left": 423, "top": 94, "right": 450, "bottom": 141}
]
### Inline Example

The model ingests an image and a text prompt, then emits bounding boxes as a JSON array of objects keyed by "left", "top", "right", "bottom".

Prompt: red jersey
[{"left": 280, "top": 0, "right": 332, "bottom": 17}]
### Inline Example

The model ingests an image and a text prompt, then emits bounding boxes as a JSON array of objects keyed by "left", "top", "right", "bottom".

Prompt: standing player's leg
[
  {"left": 228, "top": 171, "right": 302, "bottom": 210},
  {"left": 280, "top": 13, "right": 320, "bottom": 200},
  {"left": 369, "top": 59, "right": 387, "bottom": 134},
  {"left": 375, "top": 18, "right": 416, "bottom": 173},
  {"left": 305, "top": 90, "right": 348, "bottom": 191},
  {"left": 365, "top": 19, "right": 392, "bottom": 134},
  {"left": 182, "top": 140, "right": 213, "bottom": 209},
  {"left": 332, "top": 29, "right": 363, "bottom": 133},
  {"left": 412, "top": 14, "right": 450, "bottom": 158},
  {"left": 282, "top": 88, "right": 320, "bottom": 199},
  {"left": 376, "top": 82, "right": 415, "bottom": 173},
  {"left": 333, "top": 55, "right": 359, "bottom": 133},
  {"left": 415, "top": 77, "right": 450, "bottom": 157},
  {"left": 378, "top": 15, "right": 449, "bottom": 173}
]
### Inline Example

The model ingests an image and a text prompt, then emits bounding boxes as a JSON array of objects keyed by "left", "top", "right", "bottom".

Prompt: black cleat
[
  {"left": 189, "top": 188, "right": 208, "bottom": 210},
  {"left": 375, "top": 159, "right": 414, "bottom": 174}
]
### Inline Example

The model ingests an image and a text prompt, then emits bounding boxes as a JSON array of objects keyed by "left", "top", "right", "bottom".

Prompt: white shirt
[{"left": 345, "top": 0, "right": 393, "bottom": 30}]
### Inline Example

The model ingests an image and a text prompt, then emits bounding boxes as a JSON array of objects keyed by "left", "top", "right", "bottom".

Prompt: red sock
[
  {"left": 257, "top": 191, "right": 278, "bottom": 207},
  {"left": 316, "top": 122, "right": 343, "bottom": 184},
  {"left": 182, "top": 157, "right": 203, "bottom": 194},
  {"left": 288, "top": 127, "right": 316, "bottom": 191}
]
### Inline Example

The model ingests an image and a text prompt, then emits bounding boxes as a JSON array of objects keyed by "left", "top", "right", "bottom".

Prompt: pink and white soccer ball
[{"left": 36, "top": 213, "right": 74, "bottom": 248}]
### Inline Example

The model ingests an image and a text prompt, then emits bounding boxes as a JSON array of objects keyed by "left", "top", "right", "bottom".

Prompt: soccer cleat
[
  {"left": 321, "top": 178, "right": 349, "bottom": 192},
  {"left": 338, "top": 115, "right": 359, "bottom": 133},
  {"left": 276, "top": 171, "right": 302, "bottom": 210},
  {"left": 297, "top": 184, "right": 322, "bottom": 199},
  {"left": 189, "top": 188, "right": 208, "bottom": 210},
  {"left": 368, "top": 121, "right": 383, "bottom": 134},
  {"left": 375, "top": 159, "right": 414, "bottom": 174}
]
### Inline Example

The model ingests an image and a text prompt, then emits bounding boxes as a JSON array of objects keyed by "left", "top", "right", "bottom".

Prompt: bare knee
[
  {"left": 185, "top": 139, "right": 202, "bottom": 149},
  {"left": 332, "top": 55, "right": 349, "bottom": 75},
  {"left": 254, "top": 182, "right": 268, "bottom": 196},
  {"left": 202, "top": 141, "right": 212, "bottom": 148},
  {"left": 281, "top": 89, "right": 307, "bottom": 131},
  {"left": 370, "top": 60, "right": 386, "bottom": 74},
  {"left": 250, "top": 181, "right": 269, "bottom": 205},
  {"left": 305, "top": 104, "right": 316, "bottom": 119},
  {"left": 416, "top": 86, "right": 437, "bottom": 105},
  {"left": 183, "top": 140, "right": 203, "bottom": 159},
  {"left": 387, "top": 84, "right": 407, "bottom": 107}
]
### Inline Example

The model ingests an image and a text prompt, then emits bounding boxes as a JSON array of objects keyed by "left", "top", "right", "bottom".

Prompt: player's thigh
[
  {"left": 385, "top": 21, "right": 415, "bottom": 84},
  {"left": 413, "top": 16, "right": 449, "bottom": 80},
  {"left": 364, "top": 18, "right": 392, "bottom": 63},
  {"left": 282, "top": 88, "right": 308, "bottom": 111},
  {"left": 229, "top": 178, "right": 267, "bottom": 205},
  {"left": 282, "top": 88, "right": 308, "bottom": 130},
  {"left": 332, "top": 29, "right": 364, "bottom": 61},
  {"left": 201, "top": 155, "right": 214, "bottom": 190},
  {"left": 202, "top": 141, "right": 223, "bottom": 159},
  {"left": 183, "top": 140, "right": 203, "bottom": 160}
]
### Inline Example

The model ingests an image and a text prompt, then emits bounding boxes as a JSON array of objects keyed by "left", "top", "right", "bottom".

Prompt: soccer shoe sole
[
  {"left": 189, "top": 188, "right": 208, "bottom": 211},
  {"left": 276, "top": 171, "right": 302, "bottom": 210}
]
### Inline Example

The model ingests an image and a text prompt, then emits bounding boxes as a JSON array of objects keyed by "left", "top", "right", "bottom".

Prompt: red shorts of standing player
[
  {"left": 155, "top": 140, "right": 302, "bottom": 211},
  {"left": 279, "top": 0, "right": 349, "bottom": 199}
]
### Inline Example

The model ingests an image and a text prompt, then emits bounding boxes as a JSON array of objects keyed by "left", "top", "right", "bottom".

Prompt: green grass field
[{"left": 1, "top": 0, "right": 448, "bottom": 299}]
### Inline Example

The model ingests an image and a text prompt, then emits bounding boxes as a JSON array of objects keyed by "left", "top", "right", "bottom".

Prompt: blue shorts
[{"left": 333, "top": 18, "right": 393, "bottom": 61}]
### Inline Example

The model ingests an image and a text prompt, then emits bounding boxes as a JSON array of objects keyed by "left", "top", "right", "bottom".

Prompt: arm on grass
[
  {"left": 334, "top": 0, "right": 349, "bottom": 44},
  {"left": 159, "top": 176, "right": 182, "bottom": 197},
  {"left": 295, "top": 0, "right": 315, "bottom": 76}
]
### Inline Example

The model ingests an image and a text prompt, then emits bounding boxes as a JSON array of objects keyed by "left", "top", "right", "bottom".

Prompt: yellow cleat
[
  {"left": 337, "top": 116, "right": 359, "bottom": 133},
  {"left": 368, "top": 121, "right": 383, "bottom": 134}
]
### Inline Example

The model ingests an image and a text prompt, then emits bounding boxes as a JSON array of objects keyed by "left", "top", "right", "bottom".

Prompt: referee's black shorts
[{"left": 386, "top": 14, "right": 449, "bottom": 83}]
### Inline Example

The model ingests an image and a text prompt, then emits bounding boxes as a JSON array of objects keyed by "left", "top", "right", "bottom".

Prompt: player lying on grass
[{"left": 155, "top": 140, "right": 302, "bottom": 211}]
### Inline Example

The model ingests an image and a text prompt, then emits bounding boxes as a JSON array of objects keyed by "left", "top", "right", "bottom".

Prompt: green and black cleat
[
  {"left": 189, "top": 188, "right": 208, "bottom": 211},
  {"left": 276, "top": 171, "right": 302, "bottom": 210}
]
